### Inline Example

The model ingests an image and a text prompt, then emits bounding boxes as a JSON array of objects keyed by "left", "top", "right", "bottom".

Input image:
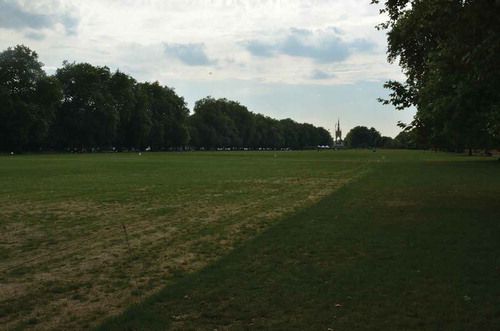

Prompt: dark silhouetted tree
[
  {"left": 54, "top": 61, "right": 117, "bottom": 149},
  {"left": 0, "top": 45, "right": 60, "bottom": 151},
  {"left": 142, "top": 82, "right": 189, "bottom": 149},
  {"left": 345, "top": 126, "right": 381, "bottom": 148}
]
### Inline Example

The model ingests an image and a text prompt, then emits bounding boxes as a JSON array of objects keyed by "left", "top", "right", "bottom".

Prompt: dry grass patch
[
  {"left": 0, "top": 156, "right": 368, "bottom": 330},
  {"left": 382, "top": 199, "right": 418, "bottom": 207}
]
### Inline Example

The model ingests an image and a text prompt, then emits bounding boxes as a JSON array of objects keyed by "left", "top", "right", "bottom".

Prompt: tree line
[
  {"left": 0, "top": 45, "right": 333, "bottom": 152},
  {"left": 343, "top": 126, "right": 416, "bottom": 149},
  {"left": 372, "top": 0, "right": 500, "bottom": 153}
]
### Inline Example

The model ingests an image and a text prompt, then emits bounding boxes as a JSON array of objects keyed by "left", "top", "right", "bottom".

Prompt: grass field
[{"left": 1, "top": 150, "right": 499, "bottom": 330}]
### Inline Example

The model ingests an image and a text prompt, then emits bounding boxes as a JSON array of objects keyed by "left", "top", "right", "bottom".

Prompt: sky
[{"left": 0, "top": 0, "right": 416, "bottom": 138}]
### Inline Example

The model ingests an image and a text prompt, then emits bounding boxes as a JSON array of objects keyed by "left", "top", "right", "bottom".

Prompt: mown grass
[
  {"left": 0, "top": 150, "right": 369, "bottom": 329},
  {"left": 97, "top": 150, "right": 500, "bottom": 330}
]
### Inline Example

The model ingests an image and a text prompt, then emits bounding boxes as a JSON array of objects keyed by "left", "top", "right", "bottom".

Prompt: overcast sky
[{"left": 0, "top": 0, "right": 415, "bottom": 137}]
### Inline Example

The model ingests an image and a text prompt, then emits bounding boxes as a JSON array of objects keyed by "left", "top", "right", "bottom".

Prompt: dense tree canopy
[
  {"left": 189, "top": 97, "right": 245, "bottom": 148},
  {"left": 373, "top": 0, "right": 500, "bottom": 152},
  {"left": 0, "top": 45, "right": 61, "bottom": 151},
  {"left": 142, "top": 81, "right": 190, "bottom": 149},
  {"left": 344, "top": 126, "right": 382, "bottom": 148},
  {"left": 54, "top": 61, "right": 118, "bottom": 148},
  {"left": 189, "top": 97, "right": 332, "bottom": 149},
  {"left": 108, "top": 71, "right": 149, "bottom": 149},
  {"left": 0, "top": 45, "right": 333, "bottom": 152}
]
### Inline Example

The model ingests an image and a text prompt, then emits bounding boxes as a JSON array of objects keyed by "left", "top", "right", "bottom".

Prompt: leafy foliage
[
  {"left": 0, "top": 45, "right": 333, "bottom": 152},
  {"left": 189, "top": 97, "right": 332, "bottom": 149},
  {"left": 0, "top": 45, "right": 60, "bottom": 151},
  {"left": 373, "top": 0, "right": 500, "bottom": 151},
  {"left": 54, "top": 61, "right": 117, "bottom": 148},
  {"left": 141, "top": 81, "right": 190, "bottom": 149},
  {"left": 345, "top": 126, "right": 381, "bottom": 148}
]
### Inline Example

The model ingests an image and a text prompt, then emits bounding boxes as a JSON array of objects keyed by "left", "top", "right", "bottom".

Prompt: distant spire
[{"left": 334, "top": 118, "right": 343, "bottom": 147}]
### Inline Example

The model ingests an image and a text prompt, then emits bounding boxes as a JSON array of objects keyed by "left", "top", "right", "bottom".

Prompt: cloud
[
  {"left": 0, "top": 1, "right": 51, "bottom": 29},
  {"left": 61, "top": 14, "right": 79, "bottom": 36},
  {"left": 0, "top": 0, "right": 79, "bottom": 35},
  {"left": 351, "top": 39, "right": 376, "bottom": 53},
  {"left": 244, "top": 27, "right": 375, "bottom": 63},
  {"left": 243, "top": 40, "right": 275, "bottom": 58},
  {"left": 281, "top": 34, "right": 350, "bottom": 63},
  {"left": 310, "top": 70, "right": 336, "bottom": 80},
  {"left": 25, "top": 31, "right": 45, "bottom": 40},
  {"left": 163, "top": 43, "right": 215, "bottom": 66},
  {"left": 289, "top": 28, "right": 313, "bottom": 37}
]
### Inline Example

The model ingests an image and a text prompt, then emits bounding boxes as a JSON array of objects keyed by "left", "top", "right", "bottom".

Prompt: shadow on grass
[{"left": 98, "top": 160, "right": 500, "bottom": 330}]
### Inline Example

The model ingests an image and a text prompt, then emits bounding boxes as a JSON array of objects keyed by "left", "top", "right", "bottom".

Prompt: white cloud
[{"left": 1, "top": 0, "right": 398, "bottom": 84}]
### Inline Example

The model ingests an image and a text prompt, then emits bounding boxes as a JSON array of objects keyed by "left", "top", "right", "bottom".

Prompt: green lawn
[
  {"left": 1, "top": 150, "right": 498, "bottom": 330},
  {"left": 0, "top": 150, "right": 367, "bottom": 329}
]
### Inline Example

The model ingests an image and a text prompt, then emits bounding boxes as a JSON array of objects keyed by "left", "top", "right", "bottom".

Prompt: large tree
[
  {"left": 280, "top": 118, "right": 301, "bottom": 149},
  {"left": 345, "top": 126, "right": 381, "bottom": 148},
  {"left": 373, "top": 0, "right": 500, "bottom": 152},
  {"left": 189, "top": 97, "right": 332, "bottom": 149},
  {"left": 141, "top": 82, "right": 190, "bottom": 149},
  {"left": 0, "top": 45, "right": 60, "bottom": 151},
  {"left": 0, "top": 45, "right": 333, "bottom": 152},
  {"left": 108, "top": 70, "right": 139, "bottom": 149},
  {"left": 54, "top": 61, "right": 117, "bottom": 149},
  {"left": 253, "top": 114, "right": 284, "bottom": 148},
  {"left": 189, "top": 97, "right": 245, "bottom": 148}
]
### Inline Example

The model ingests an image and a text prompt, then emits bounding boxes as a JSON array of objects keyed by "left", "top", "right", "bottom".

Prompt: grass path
[{"left": 99, "top": 154, "right": 500, "bottom": 330}]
